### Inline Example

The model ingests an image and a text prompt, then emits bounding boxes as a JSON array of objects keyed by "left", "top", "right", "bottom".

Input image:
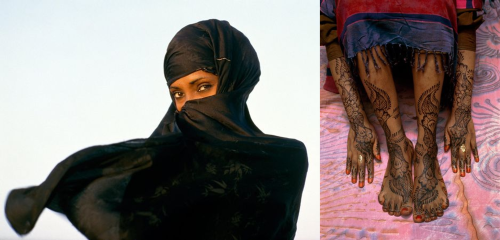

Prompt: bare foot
[
  {"left": 413, "top": 142, "right": 449, "bottom": 223},
  {"left": 378, "top": 138, "right": 414, "bottom": 217},
  {"left": 412, "top": 82, "right": 449, "bottom": 223}
]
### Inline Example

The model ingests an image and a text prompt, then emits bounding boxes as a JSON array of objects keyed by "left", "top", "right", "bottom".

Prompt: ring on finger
[
  {"left": 358, "top": 155, "right": 363, "bottom": 163},
  {"left": 460, "top": 144, "right": 466, "bottom": 153}
]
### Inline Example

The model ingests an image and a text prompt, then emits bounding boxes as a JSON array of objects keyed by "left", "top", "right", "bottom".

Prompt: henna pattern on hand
[
  {"left": 333, "top": 58, "right": 375, "bottom": 179},
  {"left": 414, "top": 83, "right": 441, "bottom": 216},
  {"left": 449, "top": 51, "right": 474, "bottom": 170}
]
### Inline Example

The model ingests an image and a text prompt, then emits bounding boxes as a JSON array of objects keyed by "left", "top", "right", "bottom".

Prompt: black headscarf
[
  {"left": 152, "top": 20, "right": 262, "bottom": 141},
  {"left": 5, "top": 20, "right": 308, "bottom": 240}
]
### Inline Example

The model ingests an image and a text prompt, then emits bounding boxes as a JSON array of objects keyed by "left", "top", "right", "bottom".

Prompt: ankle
[
  {"left": 386, "top": 132, "right": 408, "bottom": 146},
  {"left": 415, "top": 140, "right": 438, "bottom": 157}
]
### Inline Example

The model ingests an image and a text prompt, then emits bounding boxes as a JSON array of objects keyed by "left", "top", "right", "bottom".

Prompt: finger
[
  {"left": 373, "top": 138, "right": 381, "bottom": 161},
  {"left": 368, "top": 152, "right": 375, "bottom": 184},
  {"left": 346, "top": 156, "right": 352, "bottom": 175},
  {"left": 465, "top": 135, "right": 472, "bottom": 174},
  {"left": 358, "top": 154, "right": 366, "bottom": 188},
  {"left": 459, "top": 144, "right": 466, "bottom": 177},
  {"left": 473, "top": 147, "right": 479, "bottom": 163},
  {"left": 466, "top": 149, "right": 472, "bottom": 174},
  {"left": 347, "top": 137, "right": 353, "bottom": 175},
  {"left": 451, "top": 145, "right": 458, "bottom": 173},
  {"left": 444, "top": 128, "right": 451, "bottom": 152},
  {"left": 470, "top": 123, "right": 479, "bottom": 162},
  {"left": 351, "top": 160, "right": 358, "bottom": 184}
]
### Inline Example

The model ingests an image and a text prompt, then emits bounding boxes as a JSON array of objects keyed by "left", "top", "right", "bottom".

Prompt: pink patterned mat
[{"left": 320, "top": 4, "right": 500, "bottom": 240}]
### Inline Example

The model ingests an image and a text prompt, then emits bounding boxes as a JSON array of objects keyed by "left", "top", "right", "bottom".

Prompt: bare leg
[
  {"left": 412, "top": 52, "right": 449, "bottom": 223},
  {"left": 357, "top": 46, "right": 414, "bottom": 217}
]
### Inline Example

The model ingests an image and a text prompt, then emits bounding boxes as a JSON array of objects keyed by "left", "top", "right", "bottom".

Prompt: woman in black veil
[{"left": 5, "top": 19, "right": 308, "bottom": 240}]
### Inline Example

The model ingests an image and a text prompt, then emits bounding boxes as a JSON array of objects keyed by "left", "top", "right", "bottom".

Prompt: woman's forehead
[{"left": 169, "top": 70, "right": 219, "bottom": 89}]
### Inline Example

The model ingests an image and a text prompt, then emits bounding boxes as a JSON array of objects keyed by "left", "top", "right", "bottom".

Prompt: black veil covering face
[
  {"left": 152, "top": 19, "right": 263, "bottom": 140},
  {"left": 5, "top": 20, "right": 308, "bottom": 240}
]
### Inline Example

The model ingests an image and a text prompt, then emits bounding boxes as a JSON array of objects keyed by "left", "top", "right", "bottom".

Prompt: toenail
[
  {"left": 376, "top": 154, "right": 381, "bottom": 160},
  {"left": 416, "top": 215, "right": 422, "bottom": 221},
  {"left": 402, "top": 207, "right": 408, "bottom": 212}
]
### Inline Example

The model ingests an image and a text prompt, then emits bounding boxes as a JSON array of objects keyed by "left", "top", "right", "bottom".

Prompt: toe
[
  {"left": 414, "top": 214, "right": 424, "bottom": 223},
  {"left": 378, "top": 192, "right": 385, "bottom": 205},
  {"left": 383, "top": 201, "right": 389, "bottom": 212},
  {"left": 442, "top": 199, "right": 449, "bottom": 210},
  {"left": 437, "top": 206, "right": 444, "bottom": 217},
  {"left": 387, "top": 200, "right": 396, "bottom": 216},
  {"left": 401, "top": 206, "right": 412, "bottom": 216},
  {"left": 393, "top": 203, "right": 401, "bottom": 216}
]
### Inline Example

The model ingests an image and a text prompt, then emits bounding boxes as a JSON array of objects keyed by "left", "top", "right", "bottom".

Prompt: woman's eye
[
  {"left": 198, "top": 84, "right": 212, "bottom": 92},
  {"left": 172, "top": 92, "right": 184, "bottom": 98}
]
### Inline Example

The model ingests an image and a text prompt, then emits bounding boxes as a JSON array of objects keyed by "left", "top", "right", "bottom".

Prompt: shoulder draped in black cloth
[{"left": 5, "top": 19, "right": 308, "bottom": 240}]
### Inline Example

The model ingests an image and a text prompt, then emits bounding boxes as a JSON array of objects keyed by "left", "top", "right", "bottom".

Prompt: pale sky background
[{"left": 0, "top": 1, "right": 319, "bottom": 239}]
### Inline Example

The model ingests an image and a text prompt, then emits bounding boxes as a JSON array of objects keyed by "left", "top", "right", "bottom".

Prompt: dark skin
[
  {"left": 330, "top": 49, "right": 477, "bottom": 222},
  {"left": 444, "top": 50, "right": 479, "bottom": 177},
  {"left": 329, "top": 57, "right": 380, "bottom": 189},
  {"left": 356, "top": 47, "right": 414, "bottom": 217},
  {"left": 169, "top": 70, "right": 219, "bottom": 111}
]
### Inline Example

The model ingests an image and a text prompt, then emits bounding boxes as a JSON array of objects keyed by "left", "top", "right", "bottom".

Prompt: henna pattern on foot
[
  {"left": 364, "top": 80, "right": 414, "bottom": 216},
  {"left": 413, "top": 82, "right": 449, "bottom": 223}
]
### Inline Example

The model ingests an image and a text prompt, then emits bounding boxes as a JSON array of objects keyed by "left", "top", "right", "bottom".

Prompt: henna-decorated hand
[
  {"left": 444, "top": 113, "right": 478, "bottom": 177},
  {"left": 329, "top": 57, "right": 381, "bottom": 187},
  {"left": 346, "top": 120, "right": 381, "bottom": 188},
  {"left": 444, "top": 50, "right": 479, "bottom": 177}
]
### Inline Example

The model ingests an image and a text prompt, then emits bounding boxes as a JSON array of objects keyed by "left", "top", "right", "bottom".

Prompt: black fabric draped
[{"left": 5, "top": 19, "right": 308, "bottom": 240}]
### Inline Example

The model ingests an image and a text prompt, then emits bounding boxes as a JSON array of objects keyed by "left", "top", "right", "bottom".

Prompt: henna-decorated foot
[
  {"left": 412, "top": 80, "right": 449, "bottom": 223},
  {"left": 378, "top": 138, "right": 414, "bottom": 217},
  {"left": 412, "top": 141, "right": 449, "bottom": 223}
]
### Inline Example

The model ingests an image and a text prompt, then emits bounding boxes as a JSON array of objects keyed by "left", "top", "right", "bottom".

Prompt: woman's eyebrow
[{"left": 189, "top": 77, "right": 205, "bottom": 84}]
